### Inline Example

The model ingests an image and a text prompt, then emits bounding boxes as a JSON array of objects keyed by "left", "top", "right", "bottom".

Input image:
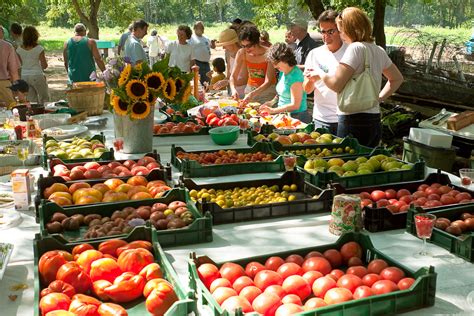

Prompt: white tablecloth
[{"left": 1, "top": 111, "right": 473, "bottom": 315}]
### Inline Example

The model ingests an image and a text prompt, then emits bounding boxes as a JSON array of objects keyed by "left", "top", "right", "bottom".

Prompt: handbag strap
[{"left": 362, "top": 45, "right": 370, "bottom": 71}]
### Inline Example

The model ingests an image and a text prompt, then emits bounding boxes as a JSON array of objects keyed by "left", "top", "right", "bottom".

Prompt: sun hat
[{"left": 216, "top": 29, "right": 238, "bottom": 47}]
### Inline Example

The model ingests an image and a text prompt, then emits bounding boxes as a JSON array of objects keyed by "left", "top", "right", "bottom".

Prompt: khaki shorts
[
  {"left": 245, "top": 84, "right": 277, "bottom": 104},
  {"left": 0, "top": 80, "right": 15, "bottom": 107}
]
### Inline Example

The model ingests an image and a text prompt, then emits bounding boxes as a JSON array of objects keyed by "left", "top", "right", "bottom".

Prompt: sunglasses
[{"left": 318, "top": 29, "right": 338, "bottom": 35}]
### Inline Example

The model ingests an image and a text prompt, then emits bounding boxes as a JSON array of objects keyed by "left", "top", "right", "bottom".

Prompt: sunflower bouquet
[{"left": 104, "top": 55, "right": 193, "bottom": 120}]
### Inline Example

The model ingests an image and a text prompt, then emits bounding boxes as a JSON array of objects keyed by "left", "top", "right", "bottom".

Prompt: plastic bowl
[
  {"left": 209, "top": 126, "right": 240, "bottom": 145},
  {"left": 459, "top": 168, "right": 474, "bottom": 186}
]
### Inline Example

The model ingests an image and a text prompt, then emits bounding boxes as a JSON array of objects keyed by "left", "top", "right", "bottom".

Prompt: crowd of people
[{"left": 0, "top": 7, "right": 403, "bottom": 147}]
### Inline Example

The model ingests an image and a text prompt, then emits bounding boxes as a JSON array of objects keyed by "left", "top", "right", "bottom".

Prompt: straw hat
[{"left": 216, "top": 29, "right": 238, "bottom": 46}]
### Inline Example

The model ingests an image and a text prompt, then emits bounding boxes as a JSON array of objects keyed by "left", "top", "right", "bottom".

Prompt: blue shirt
[
  {"left": 276, "top": 66, "right": 307, "bottom": 113},
  {"left": 124, "top": 35, "right": 146, "bottom": 65}
]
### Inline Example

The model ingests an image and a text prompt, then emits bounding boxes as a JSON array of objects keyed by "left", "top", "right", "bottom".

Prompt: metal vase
[{"left": 114, "top": 106, "right": 154, "bottom": 154}]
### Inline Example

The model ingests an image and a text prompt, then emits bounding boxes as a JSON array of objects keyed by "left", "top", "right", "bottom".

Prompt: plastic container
[
  {"left": 32, "top": 113, "right": 71, "bottom": 130},
  {"left": 403, "top": 137, "right": 456, "bottom": 172},
  {"left": 39, "top": 188, "right": 213, "bottom": 248},
  {"left": 209, "top": 126, "right": 239, "bottom": 145},
  {"left": 188, "top": 232, "right": 437, "bottom": 316},
  {"left": 247, "top": 126, "right": 329, "bottom": 146},
  {"left": 182, "top": 171, "right": 333, "bottom": 225},
  {"left": 334, "top": 171, "right": 474, "bottom": 232},
  {"left": 406, "top": 204, "right": 474, "bottom": 262},
  {"left": 171, "top": 142, "right": 285, "bottom": 178},
  {"left": 409, "top": 128, "right": 453, "bottom": 148},
  {"left": 33, "top": 226, "right": 195, "bottom": 316}
]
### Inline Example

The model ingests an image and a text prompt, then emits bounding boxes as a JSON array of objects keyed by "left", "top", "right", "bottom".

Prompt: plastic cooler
[{"left": 402, "top": 137, "right": 456, "bottom": 172}]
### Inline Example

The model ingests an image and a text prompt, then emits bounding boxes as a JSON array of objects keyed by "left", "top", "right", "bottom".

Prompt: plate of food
[{"left": 42, "top": 125, "right": 88, "bottom": 139}]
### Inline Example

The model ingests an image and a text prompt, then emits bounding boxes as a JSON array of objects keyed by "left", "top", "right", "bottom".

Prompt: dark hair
[
  {"left": 178, "top": 25, "right": 192, "bottom": 39},
  {"left": 194, "top": 21, "right": 204, "bottom": 30},
  {"left": 260, "top": 30, "right": 270, "bottom": 41},
  {"left": 239, "top": 25, "right": 260, "bottom": 45},
  {"left": 232, "top": 18, "right": 242, "bottom": 24},
  {"left": 132, "top": 19, "right": 149, "bottom": 31},
  {"left": 267, "top": 42, "right": 297, "bottom": 67},
  {"left": 22, "top": 26, "right": 39, "bottom": 47},
  {"left": 318, "top": 10, "right": 339, "bottom": 24},
  {"left": 212, "top": 58, "right": 226, "bottom": 73},
  {"left": 10, "top": 22, "right": 22, "bottom": 35}
]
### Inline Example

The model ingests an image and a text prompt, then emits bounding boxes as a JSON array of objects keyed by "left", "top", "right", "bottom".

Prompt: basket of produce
[
  {"left": 182, "top": 171, "right": 333, "bottom": 225},
  {"left": 171, "top": 142, "right": 284, "bottom": 178},
  {"left": 33, "top": 226, "right": 195, "bottom": 316},
  {"left": 153, "top": 120, "right": 209, "bottom": 136},
  {"left": 188, "top": 231, "right": 436, "bottom": 316},
  {"left": 66, "top": 81, "right": 105, "bottom": 116},
  {"left": 247, "top": 128, "right": 332, "bottom": 147},
  {"left": 39, "top": 188, "right": 213, "bottom": 248}
]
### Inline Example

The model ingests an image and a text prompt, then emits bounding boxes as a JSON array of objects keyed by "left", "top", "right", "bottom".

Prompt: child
[
  {"left": 260, "top": 30, "right": 272, "bottom": 47},
  {"left": 207, "top": 58, "right": 226, "bottom": 91},
  {"left": 7, "top": 80, "right": 29, "bottom": 108}
]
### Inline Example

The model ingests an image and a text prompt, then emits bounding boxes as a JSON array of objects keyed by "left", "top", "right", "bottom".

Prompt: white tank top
[{"left": 16, "top": 45, "right": 44, "bottom": 76}]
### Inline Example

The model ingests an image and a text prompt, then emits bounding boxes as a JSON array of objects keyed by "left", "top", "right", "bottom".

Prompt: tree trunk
[
  {"left": 373, "top": 0, "right": 386, "bottom": 49},
  {"left": 304, "top": 0, "right": 325, "bottom": 20},
  {"left": 71, "top": 0, "right": 101, "bottom": 39}
]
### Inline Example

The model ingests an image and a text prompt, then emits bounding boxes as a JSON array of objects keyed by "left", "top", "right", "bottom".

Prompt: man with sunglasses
[{"left": 303, "top": 10, "right": 347, "bottom": 135}]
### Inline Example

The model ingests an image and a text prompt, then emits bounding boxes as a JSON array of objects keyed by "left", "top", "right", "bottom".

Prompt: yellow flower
[
  {"left": 130, "top": 100, "right": 151, "bottom": 119},
  {"left": 118, "top": 64, "right": 132, "bottom": 86},
  {"left": 174, "top": 78, "right": 185, "bottom": 95},
  {"left": 112, "top": 95, "right": 129, "bottom": 116},
  {"left": 181, "top": 84, "right": 192, "bottom": 103},
  {"left": 134, "top": 63, "right": 143, "bottom": 72},
  {"left": 125, "top": 79, "right": 148, "bottom": 100},
  {"left": 144, "top": 72, "right": 165, "bottom": 92},
  {"left": 163, "top": 78, "right": 176, "bottom": 101}
]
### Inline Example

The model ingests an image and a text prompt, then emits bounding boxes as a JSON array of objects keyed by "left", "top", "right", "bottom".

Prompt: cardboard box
[
  {"left": 408, "top": 128, "right": 453, "bottom": 149},
  {"left": 11, "top": 169, "right": 31, "bottom": 211}
]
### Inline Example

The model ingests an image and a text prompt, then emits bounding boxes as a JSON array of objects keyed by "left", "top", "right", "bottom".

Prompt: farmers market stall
[{"left": 0, "top": 112, "right": 474, "bottom": 315}]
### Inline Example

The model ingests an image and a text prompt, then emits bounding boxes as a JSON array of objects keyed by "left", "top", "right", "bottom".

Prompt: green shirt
[
  {"left": 276, "top": 66, "right": 307, "bottom": 113},
  {"left": 67, "top": 37, "right": 96, "bottom": 83}
]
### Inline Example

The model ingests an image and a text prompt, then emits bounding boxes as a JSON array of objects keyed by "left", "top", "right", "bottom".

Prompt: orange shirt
[{"left": 246, "top": 60, "right": 276, "bottom": 87}]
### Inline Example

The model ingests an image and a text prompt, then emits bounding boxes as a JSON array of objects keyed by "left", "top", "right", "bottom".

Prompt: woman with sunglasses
[
  {"left": 229, "top": 25, "right": 277, "bottom": 104},
  {"left": 258, "top": 43, "right": 310, "bottom": 123},
  {"left": 306, "top": 7, "right": 403, "bottom": 147}
]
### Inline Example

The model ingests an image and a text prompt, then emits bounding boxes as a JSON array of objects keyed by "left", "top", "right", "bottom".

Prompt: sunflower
[
  {"left": 181, "top": 84, "right": 192, "bottom": 103},
  {"left": 144, "top": 72, "right": 165, "bottom": 92},
  {"left": 118, "top": 64, "right": 132, "bottom": 86},
  {"left": 112, "top": 95, "right": 129, "bottom": 116},
  {"left": 134, "top": 62, "right": 143, "bottom": 73},
  {"left": 163, "top": 78, "right": 177, "bottom": 101},
  {"left": 126, "top": 79, "right": 148, "bottom": 100},
  {"left": 130, "top": 100, "right": 151, "bottom": 119},
  {"left": 174, "top": 78, "right": 185, "bottom": 95}
]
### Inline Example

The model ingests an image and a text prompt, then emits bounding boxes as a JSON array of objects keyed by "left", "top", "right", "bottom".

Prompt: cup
[
  {"left": 113, "top": 137, "right": 124, "bottom": 152},
  {"left": 283, "top": 153, "right": 297, "bottom": 171},
  {"left": 459, "top": 168, "right": 474, "bottom": 187}
]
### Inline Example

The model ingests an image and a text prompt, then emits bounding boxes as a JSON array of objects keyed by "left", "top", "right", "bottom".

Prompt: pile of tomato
[
  {"left": 197, "top": 241, "right": 416, "bottom": 315},
  {"left": 38, "top": 239, "right": 178, "bottom": 316}
]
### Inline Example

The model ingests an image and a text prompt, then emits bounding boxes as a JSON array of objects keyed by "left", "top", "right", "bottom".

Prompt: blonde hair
[{"left": 337, "top": 7, "right": 374, "bottom": 43}]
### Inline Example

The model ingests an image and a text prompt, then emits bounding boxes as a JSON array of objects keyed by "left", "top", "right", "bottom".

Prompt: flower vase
[{"left": 113, "top": 105, "right": 154, "bottom": 154}]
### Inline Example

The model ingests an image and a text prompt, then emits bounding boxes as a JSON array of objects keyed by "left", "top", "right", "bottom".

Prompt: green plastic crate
[
  {"left": 188, "top": 232, "right": 436, "bottom": 316},
  {"left": 406, "top": 204, "right": 474, "bottom": 262},
  {"left": 246, "top": 127, "right": 330, "bottom": 147},
  {"left": 39, "top": 188, "right": 213, "bottom": 247},
  {"left": 41, "top": 133, "right": 113, "bottom": 167},
  {"left": 33, "top": 226, "right": 195, "bottom": 316},
  {"left": 171, "top": 142, "right": 285, "bottom": 178},
  {"left": 402, "top": 137, "right": 456, "bottom": 173}
]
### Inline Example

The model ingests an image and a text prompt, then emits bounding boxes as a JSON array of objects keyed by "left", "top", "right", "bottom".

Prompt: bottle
[{"left": 26, "top": 116, "right": 35, "bottom": 139}]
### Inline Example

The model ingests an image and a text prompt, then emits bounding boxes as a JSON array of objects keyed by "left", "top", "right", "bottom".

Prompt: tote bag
[{"left": 337, "top": 46, "right": 378, "bottom": 113}]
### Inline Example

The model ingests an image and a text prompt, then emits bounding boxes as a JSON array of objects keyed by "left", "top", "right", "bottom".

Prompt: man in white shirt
[
  {"left": 189, "top": 21, "right": 213, "bottom": 84},
  {"left": 303, "top": 10, "right": 347, "bottom": 135},
  {"left": 124, "top": 20, "right": 148, "bottom": 65}
]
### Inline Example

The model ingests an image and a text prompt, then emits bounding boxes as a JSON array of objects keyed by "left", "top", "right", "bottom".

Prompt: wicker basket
[{"left": 66, "top": 82, "right": 105, "bottom": 116}]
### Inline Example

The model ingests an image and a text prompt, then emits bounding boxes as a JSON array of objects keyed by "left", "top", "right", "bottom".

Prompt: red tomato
[
  {"left": 412, "top": 191, "right": 427, "bottom": 199},
  {"left": 76, "top": 250, "right": 103, "bottom": 275},
  {"left": 376, "top": 199, "right": 390, "bottom": 208},
  {"left": 398, "top": 277, "right": 416, "bottom": 290},
  {"left": 212, "top": 287, "right": 238, "bottom": 305},
  {"left": 252, "top": 292, "right": 282, "bottom": 316},
  {"left": 56, "top": 262, "right": 91, "bottom": 294},
  {"left": 438, "top": 186, "right": 452, "bottom": 195},
  {"left": 301, "top": 257, "right": 332, "bottom": 275},
  {"left": 324, "top": 287, "right": 353, "bottom": 305},
  {"left": 396, "top": 189, "right": 411, "bottom": 199},
  {"left": 265, "top": 256, "right": 285, "bottom": 271},
  {"left": 385, "top": 189, "right": 397, "bottom": 199},
  {"left": 71, "top": 244, "right": 94, "bottom": 260},
  {"left": 359, "top": 192, "right": 371, "bottom": 200},
  {"left": 371, "top": 280, "right": 399, "bottom": 294},
  {"left": 98, "top": 239, "right": 128, "bottom": 257},
  {"left": 221, "top": 296, "right": 253, "bottom": 313},
  {"left": 399, "top": 204, "right": 410, "bottom": 212},
  {"left": 302, "top": 271, "right": 323, "bottom": 286},
  {"left": 399, "top": 195, "right": 412, "bottom": 204},
  {"left": 304, "top": 251, "right": 323, "bottom": 259},
  {"left": 281, "top": 294, "right": 302, "bottom": 305},
  {"left": 347, "top": 257, "right": 364, "bottom": 267},
  {"left": 367, "top": 259, "right": 388, "bottom": 274},
  {"left": 282, "top": 275, "right": 311, "bottom": 301},
  {"left": 139, "top": 262, "right": 163, "bottom": 282},
  {"left": 417, "top": 184, "right": 429, "bottom": 191},
  {"left": 388, "top": 198, "right": 398, "bottom": 205},
  {"left": 40, "top": 280, "right": 76, "bottom": 299},
  {"left": 386, "top": 204, "right": 400, "bottom": 213},
  {"left": 210, "top": 278, "right": 232, "bottom": 293},
  {"left": 39, "top": 293, "right": 71, "bottom": 316},
  {"left": 337, "top": 274, "right": 363, "bottom": 293},
  {"left": 89, "top": 258, "right": 122, "bottom": 283},
  {"left": 104, "top": 273, "right": 145, "bottom": 303},
  {"left": 239, "top": 286, "right": 262, "bottom": 304},
  {"left": 380, "top": 267, "right": 405, "bottom": 283},
  {"left": 448, "top": 189, "right": 461, "bottom": 197},
  {"left": 233, "top": 276, "right": 254, "bottom": 294},
  {"left": 245, "top": 261, "right": 266, "bottom": 279},
  {"left": 117, "top": 248, "right": 154, "bottom": 275},
  {"left": 145, "top": 282, "right": 178, "bottom": 316},
  {"left": 304, "top": 297, "right": 327, "bottom": 310},
  {"left": 275, "top": 303, "right": 304, "bottom": 316},
  {"left": 220, "top": 262, "right": 246, "bottom": 284},
  {"left": 353, "top": 285, "right": 374, "bottom": 299},
  {"left": 424, "top": 200, "right": 443, "bottom": 208},
  {"left": 362, "top": 273, "right": 381, "bottom": 287},
  {"left": 327, "top": 269, "right": 345, "bottom": 281},
  {"left": 198, "top": 263, "right": 221, "bottom": 289},
  {"left": 254, "top": 270, "right": 283, "bottom": 291},
  {"left": 414, "top": 197, "right": 428, "bottom": 206},
  {"left": 425, "top": 187, "right": 440, "bottom": 196},
  {"left": 361, "top": 199, "right": 373, "bottom": 207},
  {"left": 427, "top": 193, "right": 441, "bottom": 201},
  {"left": 456, "top": 192, "right": 472, "bottom": 202},
  {"left": 431, "top": 183, "right": 442, "bottom": 188},
  {"left": 265, "top": 285, "right": 287, "bottom": 299},
  {"left": 97, "top": 302, "right": 128, "bottom": 316},
  {"left": 277, "top": 263, "right": 303, "bottom": 280},
  {"left": 39, "top": 250, "right": 73, "bottom": 286},
  {"left": 346, "top": 265, "right": 368, "bottom": 278},
  {"left": 323, "top": 249, "right": 343, "bottom": 268},
  {"left": 68, "top": 294, "right": 101, "bottom": 316},
  {"left": 370, "top": 190, "right": 386, "bottom": 201},
  {"left": 440, "top": 194, "right": 457, "bottom": 205},
  {"left": 340, "top": 242, "right": 362, "bottom": 263},
  {"left": 312, "top": 276, "right": 337, "bottom": 298},
  {"left": 285, "top": 254, "right": 304, "bottom": 266}
]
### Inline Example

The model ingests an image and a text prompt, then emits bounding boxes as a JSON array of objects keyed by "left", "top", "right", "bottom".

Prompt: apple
[
  {"left": 146, "top": 162, "right": 160, "bottom": 170},
  {"left": 84, "top": 162, "right": 101, "bottom": 170},
  {"left": 97, "top": 165, "right": 112, "bottom": 174},
  {"left": 84, "top": 170, "right": 101, "bottom": 179},
  {"left": 108, "top": 162, "right": 122, "bottom": 169},
  {"left": 131, "top": 166, "right": 149, "bottom": 176},
  {"left": 123, "top": 160, "right": 136, "bottom": 169},
  {"left": 71, "top": 166, "right": 87, "bottom": 174}
]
